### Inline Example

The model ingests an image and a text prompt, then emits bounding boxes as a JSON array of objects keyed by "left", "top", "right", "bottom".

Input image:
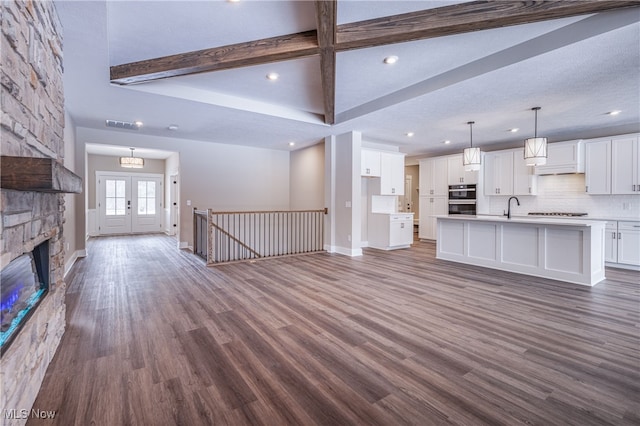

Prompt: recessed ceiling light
[
  {"left": 510, "top": 128, "right": 519, "bottom": 133},
  {"left": 228, "top": 0, "right": 240, "bottom": 2},
  {"left": 266, "top": 72, "right": 279, "bottom": 81},
  {"left": 406, "top": 132, "right": 414, "bottom": 137},
  {"left": 383, "top": 56, "right": 398, "bottom": 65},
  {"left": 289, "top": 142, "right": 295, "bottom": 147},
  {"left": 443, "top": 140, "right": 451, "bottom": 144},
  {"left": 134, "top": 121, "right": 143, "bottom": 127},
  {"left": 608, "top": 110, "right": 622, "bottom": 116},
  {"left": 168, "top": 125, "right": 179, "bottom": 131}
]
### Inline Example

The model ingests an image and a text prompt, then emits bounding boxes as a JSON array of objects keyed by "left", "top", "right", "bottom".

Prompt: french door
[{"left": 97, "top": 172, "right": 163, "bottom": 235}]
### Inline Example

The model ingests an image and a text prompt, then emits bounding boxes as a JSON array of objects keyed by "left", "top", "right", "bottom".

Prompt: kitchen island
[{"left": 436, "top": 215, "right": 606, "bottom": 286}]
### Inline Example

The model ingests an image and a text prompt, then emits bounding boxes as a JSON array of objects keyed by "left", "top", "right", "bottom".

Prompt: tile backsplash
[{"left": 481, "top": 174, "right": 640, "bottom": 220}]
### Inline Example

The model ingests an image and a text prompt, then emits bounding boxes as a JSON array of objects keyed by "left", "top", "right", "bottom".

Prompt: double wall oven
[{"left": 448, "top": 184, "right": 476, "bottom": 215}]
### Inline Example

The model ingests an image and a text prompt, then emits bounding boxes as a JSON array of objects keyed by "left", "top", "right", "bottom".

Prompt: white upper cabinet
[
  {"left": 612, "top": 137, "right": 640, "bottom": 194},
  {"left": 361, "top": 149, "right": 381, "bottom": 177},
  {"left": 484, "top": 150, "right": 513, "bottom": 196},
  {"left": 380, "top": 152, "right": 405, "bottom": 195},
  {"left": 513, "top": 153, "right": 537, "bottom": 196},
  {"left": 585, "top": 139, "right": 612, "bottom": 194},
  {"left": 534, "top": 140, "right": 584, "bottom": 175},
  {"left": 484, "top": 149, "right": 536, "bottom": 196},
  {"left": 447, "top": 154, "right": 478, "bottom": 185},
  {"left": 419, "top": 157, "right": 448, "bottom": 197},
  {"left": 585, "top": 134, "right": 639, "bottom": 194}
]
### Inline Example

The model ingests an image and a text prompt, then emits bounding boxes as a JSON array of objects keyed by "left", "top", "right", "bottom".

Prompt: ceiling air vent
[{"left": 105, "top": 120, "right": 140, "bottom": 130}]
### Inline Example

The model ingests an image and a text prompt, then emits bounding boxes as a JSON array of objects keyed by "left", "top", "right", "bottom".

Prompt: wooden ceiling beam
[
  {"left": 110, "top": 31, "right": 319, "bottom": 85},
  {"left": 315, "top": 0, "right": 337, "bottom": 125},
  {"left": 336, "top": 0, "right": 640, "bottom": 51}
]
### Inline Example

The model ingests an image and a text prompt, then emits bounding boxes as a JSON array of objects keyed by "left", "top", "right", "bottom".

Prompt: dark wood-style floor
[{"left": 28, "top": 235, "right": 639, "bottom": 425}]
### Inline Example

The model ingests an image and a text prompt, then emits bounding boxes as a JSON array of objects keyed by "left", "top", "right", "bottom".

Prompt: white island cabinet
[{"left": 436, "top": 215, "right": 606, "bottom": 286}]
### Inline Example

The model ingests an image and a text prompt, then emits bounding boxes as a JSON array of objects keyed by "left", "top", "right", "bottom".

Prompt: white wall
[
  {"left": 63, "top": 111, "right": 80, "bottom": 274},
  {"left": 329, "top": 131, "right": 362, "bottom": 256},
  {"left": 76, "top": 127, "right": 290, "bottom": 248},
  {"left": 483, "top": 173, "right": 640, "bottom": 219},
  {"left": 165, "top": 152, "right": 180, "bottom": 235},
  {"left": 290, "top": 142, "right": 324, "bottom": 210}
]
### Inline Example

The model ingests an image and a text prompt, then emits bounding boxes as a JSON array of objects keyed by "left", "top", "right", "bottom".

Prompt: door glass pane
[
  {"left": 137, "top": 181, "right": 156, "bottom": 215},
  {"left": 116, "top": 198, "right": 125, "bottom": 215},
  {"left": 106, "top": 180, "right": 115, "bottom": 197},
  {"left": 106, "top": 179, "right": 126, "bottom": 216}
]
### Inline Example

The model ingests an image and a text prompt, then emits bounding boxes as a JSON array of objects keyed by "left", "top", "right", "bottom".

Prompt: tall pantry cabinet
[{"left": 419, "top": 157, "right": 448, "bottom": 240}]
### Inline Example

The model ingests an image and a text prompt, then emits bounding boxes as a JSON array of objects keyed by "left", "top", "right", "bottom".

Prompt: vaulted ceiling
[{"left": 56, "top": 1, "right": 640, "bottom": 158}]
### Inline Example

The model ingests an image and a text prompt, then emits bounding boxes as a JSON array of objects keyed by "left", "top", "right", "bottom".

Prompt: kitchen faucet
[{"left": 504, "top": 196, "right": 520, "bottom": 219}]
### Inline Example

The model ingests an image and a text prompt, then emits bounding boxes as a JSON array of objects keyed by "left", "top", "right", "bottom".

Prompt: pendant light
[
  {"left": 120, "top": 147, "right": 144, "bottom": 168},
  {"left": 524, "top": 107, "right": 547, "bottom": 166},
  {"left": 462, "top": 121, "right": 481, "bottom": 171}
]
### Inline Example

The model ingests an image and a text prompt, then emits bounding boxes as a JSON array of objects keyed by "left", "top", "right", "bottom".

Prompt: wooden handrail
[{"left": 209, "top": 209, "right": 325, "bottom": 215}]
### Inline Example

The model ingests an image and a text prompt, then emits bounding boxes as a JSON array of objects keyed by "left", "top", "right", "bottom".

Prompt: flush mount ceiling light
[
  {"left": 266, "top": 72, "right": 279, "bottom": 81},
  {"left": 463, "top": 121, "right": 481, "bottom": 172},
  {"left": 105, "top": 119, "right": 140, "bottom": 130},
  {"left": 443, "top": 140, "right": 451, "bottom": 144},
  {"left": 406, "top": 132, "right": 414, "bottom": 137},
  {"left": 383, "top": 55, "right": 398, "bottom": 64},
  {"left": 288, "top": 142, "right": 295, "bottom": 147},
  {"left": 524, "top": 106, "right": 548, "bottom": 166},
  {"left": 510, "top": 128, "right": 519, "bottom": 133},
  {"left": 120, "top": 147, "right": 144, "bottom": 168},
  {"left": 168, "top": 124, "right": 179, "bottom": 131},
  {"left": 608, "top": 110, "right": 622, "bottom": 116}
]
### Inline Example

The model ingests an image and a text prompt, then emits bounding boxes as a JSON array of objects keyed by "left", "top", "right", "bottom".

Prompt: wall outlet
[
  {"left": 347, "top": 234, "right": 351, "bottom": 242},
  {"left": 187, "top": 200, "right": 191, "bottom": 206},
  {"left": 623, "top": 202, "right": 630, "bottom": 210},
  {"left": 345, "top": 201, "right": 352, "bottom": 208},
  {"left": 65, "top": 243, "right": 69, "bottom": 252}
]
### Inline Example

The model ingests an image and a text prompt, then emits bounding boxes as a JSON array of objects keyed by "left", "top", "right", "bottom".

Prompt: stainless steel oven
[
  {"left": 449, "top": 184, "right": 476, "bottom": 200},
  {"left": 448, "top": 200, "right": 477, "bottom": 215},
  {"left": 448, "top": 184, "right": 476, "bottom": 215}
]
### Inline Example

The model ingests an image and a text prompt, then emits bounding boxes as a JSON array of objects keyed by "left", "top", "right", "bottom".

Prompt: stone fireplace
[{"left": 1, "top": 1, "right": 79, "bottom": 424}]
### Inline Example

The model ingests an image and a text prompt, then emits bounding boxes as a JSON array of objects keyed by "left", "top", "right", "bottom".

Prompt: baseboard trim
[
  {"left": 334, "top": 246, "right": 363, "bottom": 257},
  {"left": 64, "top": 249, "right": 87, "bottom": 277}
]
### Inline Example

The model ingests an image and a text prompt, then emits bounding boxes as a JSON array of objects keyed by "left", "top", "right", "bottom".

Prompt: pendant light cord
[{"left": 467, "top": 121, "right": 475, "bottom": 148}]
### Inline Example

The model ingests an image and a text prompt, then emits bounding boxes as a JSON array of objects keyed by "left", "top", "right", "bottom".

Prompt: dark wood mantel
[{"left": 1, "top": 156, "right": 82, "bottom": 193}]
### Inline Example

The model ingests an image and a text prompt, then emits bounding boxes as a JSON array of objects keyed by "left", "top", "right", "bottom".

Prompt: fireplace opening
[{"left": 1, "top": 240, "right": 50, "bottom": 355}]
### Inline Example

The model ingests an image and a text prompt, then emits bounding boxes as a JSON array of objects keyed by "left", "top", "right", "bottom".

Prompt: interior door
[{"left": 98, "top": 175, "right": 132, "bottom": 234}]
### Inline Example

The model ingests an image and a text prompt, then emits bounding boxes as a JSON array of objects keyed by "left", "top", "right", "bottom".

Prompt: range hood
[{"left": 534, "top": 140, "right": 585, "bottom": 175}]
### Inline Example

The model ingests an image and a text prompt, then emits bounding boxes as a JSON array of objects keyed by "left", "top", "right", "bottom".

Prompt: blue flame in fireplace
[{"left": 0, "top": 288, "right": 46, "bottom": 347}]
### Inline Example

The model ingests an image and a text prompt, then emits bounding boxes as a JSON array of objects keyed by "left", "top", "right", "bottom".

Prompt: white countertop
[{"left": 436, "top": 214, "right": 606, "bottom": 227}]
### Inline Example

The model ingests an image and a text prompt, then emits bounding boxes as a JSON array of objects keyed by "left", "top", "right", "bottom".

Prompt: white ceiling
[{"left": 55, "top": 1, "right": 640, "bottom": 160}]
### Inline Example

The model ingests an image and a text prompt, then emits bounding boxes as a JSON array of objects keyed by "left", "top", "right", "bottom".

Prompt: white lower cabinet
[
  {"left": 604, "top": 221, "right": 618, "bottom": 263},
  {"left": 605, "top": 221, "right": 640, "bottom": 268},
  {"left": 418, "top": 196, "right": 447, "bottom": 240},
  {"left": 369, "top": 213, "right": 414, "bottom": 250},
  {"left": 617, "top": 222, "right": 640, "bottom": 266}
]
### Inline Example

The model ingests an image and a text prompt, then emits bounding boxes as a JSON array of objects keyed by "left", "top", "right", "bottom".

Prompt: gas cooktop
[{"left": 527, "top": 212, "right": 588, "bottom": 217}]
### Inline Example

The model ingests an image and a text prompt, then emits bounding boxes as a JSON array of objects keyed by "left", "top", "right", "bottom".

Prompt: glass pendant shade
[
  {"left": 524, "top": 107, "right": 547, "bottom": 166},
  {"left": 462, "top": 121, "right": 481, "bottom": 171},
  {"left": 524, "top": 137, "right": 547, "bottom": 166},
  {"left": 463, "top": 147, "right": 481, "bottom": 171},
  {"left": 120, "top": 148, "right": 144, "bottom": 168}
]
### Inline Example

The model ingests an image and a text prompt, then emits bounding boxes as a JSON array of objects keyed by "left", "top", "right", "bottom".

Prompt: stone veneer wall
[{"left": 0, "top": 1, "right": 67, "bottom": 424}]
